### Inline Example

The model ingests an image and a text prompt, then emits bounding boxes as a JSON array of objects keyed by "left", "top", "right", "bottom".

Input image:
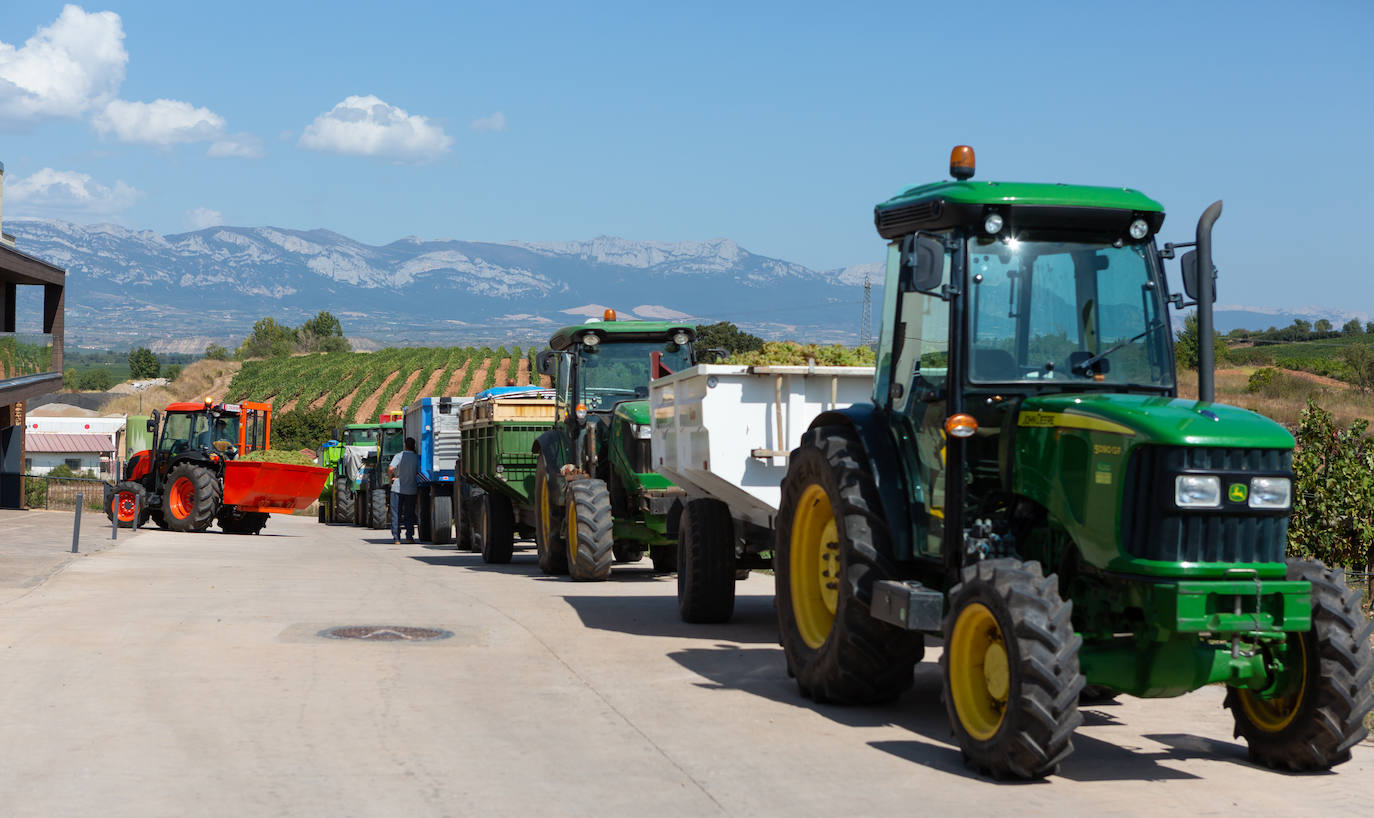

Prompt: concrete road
[{"left": 0, "top": 513, "right": 1368, "bottom": 817}]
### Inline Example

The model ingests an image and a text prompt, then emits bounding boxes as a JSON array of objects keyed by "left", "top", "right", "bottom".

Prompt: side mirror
[
  {"left": 1180, "top": 250, "right": 1216, "bottom": 302},
  {"left": 145, "top": 417, "right": 156, "bottom": 433},
  {"left": 536, "top": 349, "right": 556, "bottom": 376},
  {"left": 900, "top": 234, "right": 946, "bottom": 292}
]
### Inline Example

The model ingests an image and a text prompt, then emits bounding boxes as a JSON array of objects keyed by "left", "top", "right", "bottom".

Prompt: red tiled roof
[{"left": 26, "top": 432, "right": 115, "bottom": 453}]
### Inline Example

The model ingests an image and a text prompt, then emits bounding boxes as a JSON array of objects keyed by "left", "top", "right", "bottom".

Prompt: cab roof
[{"left": 549, "top": 319, "right": 694, "bottom": 351}]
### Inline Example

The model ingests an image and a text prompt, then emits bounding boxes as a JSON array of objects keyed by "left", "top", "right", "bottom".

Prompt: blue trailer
[{"left": 402, "top": 396, "right": 470, "bottom": 544}]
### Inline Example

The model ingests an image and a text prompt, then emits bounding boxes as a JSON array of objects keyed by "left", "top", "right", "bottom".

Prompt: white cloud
[
  {"left": 92, "top": 98, "right": 225, "bottom": 146},
  {"left": 469, "top": 111, "right": 507, "bottom": 133},
  {"left": 208, "top": 132, "right": 264, "bottom": 159},
  {"left": 186, "top": 207, "right": 223, "bottom": 229},
  {"left": 0, "top": 5, "right": 128, "bottom": 126},
  {"left": 5, "top": 167, "right": 140, "bottom": 221},
  {"left": 299, "top": 94, "right": 452, "bottom": 162}
]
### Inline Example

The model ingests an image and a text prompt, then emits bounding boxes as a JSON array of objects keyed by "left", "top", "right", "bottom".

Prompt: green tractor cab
[
  {"left": 317, "top": 422, "right": 381, "bottom": 524},
  {"left": 529, "top": 311, "right": 695, "bottom": 580},
  {"left": 773, "top": 146, "right": 1373, "bottom": 778},
  {"left": 358, "top": 421, "right": 404, "bottom": 529}
]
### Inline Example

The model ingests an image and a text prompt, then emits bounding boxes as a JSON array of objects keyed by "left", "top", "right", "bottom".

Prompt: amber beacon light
[
  {"left": 950, "top": 145, "right": 976, "bottom": 180},
  {"left": 945, "top": 413, "right": 978, "bottom": 438}
]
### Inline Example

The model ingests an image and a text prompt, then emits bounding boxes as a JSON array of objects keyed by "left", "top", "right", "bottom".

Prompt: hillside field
[{"left": 226, "top": 346, "right": 545, "bottom": 424}]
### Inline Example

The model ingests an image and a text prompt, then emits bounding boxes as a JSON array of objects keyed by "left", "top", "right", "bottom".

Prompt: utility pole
[{"left": 860, "top": 270, "right": 873, "bottom": 349}]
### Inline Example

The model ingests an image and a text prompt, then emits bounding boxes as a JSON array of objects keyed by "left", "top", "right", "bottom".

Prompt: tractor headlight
[
  {"left": 1129, "top": 218, "right": 1150, "bottom": 240},
  {"left": 984, "top": 213, "right": 1004, "bottom": 234},
  {"left": 632, "top": 423, "right": 652, "bottom": 440},
  {"left": 582, "top": 332, "right": 601, "bottom": 347},
  {"left": 1248, "top": 476, "right": 1291, "bottom": 509},
  {"left": 673, "top": 331, "right": 690, "bottom": 346},
  {"left": 1175, "top": 475, "right": 1221, "bottom": 508}
]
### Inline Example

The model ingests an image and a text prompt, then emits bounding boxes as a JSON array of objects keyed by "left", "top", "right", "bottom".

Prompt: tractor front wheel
[
  {"left": 774, "top": 426, "right": 924, "bottom": 704},
  {"left": 478, "top": 491, "right": 515, "bottom": 564},
  {"left": 333, "top": 478, "right": 355, "bottom": 524},
  {"left": 163, "top": 463, "right": 220, "bottom": 533},
  {"left": 565, "top": 479, "right": 613, "bottom": 581},
  {"left": 942, "top": 558, "right": 1084, "bottom": 779},
  {"left": 369, "top": 489, "right": 388, "bottom": 530},
  {"left": 1225, "top": 559, "right": 1374, "bottom": 771},
  {"left": 106, "top": 480, "right": 149, "bottom": 529},
  {"left": 534, "top": 454, "right": 568, "bottom": 576}
]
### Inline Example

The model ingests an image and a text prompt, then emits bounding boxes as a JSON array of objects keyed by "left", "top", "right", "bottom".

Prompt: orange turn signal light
[
  {"left": 950, "top": 145, "right": 976, "bottom": 180},
  {"left": 603, "top": 308, "right": 617, "bottom": 321},
  {"left": 204, "top": 396, "right": 213, "bottom": 405},
  {"left": 945, "top": 413, "right": 978, "bottom": 438},
  {"left": 575, "top": 403, "right": 588, "bottom": 421}
]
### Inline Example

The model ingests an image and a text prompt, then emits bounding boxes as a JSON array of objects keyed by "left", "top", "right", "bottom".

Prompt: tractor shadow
[{"left": 559, "top": 591, "right": 780, "bottom": 644}]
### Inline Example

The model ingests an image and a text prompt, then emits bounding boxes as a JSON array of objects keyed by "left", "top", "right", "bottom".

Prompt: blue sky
[{"left": 2, "top": 1, "right": 1371, "bottom": 311}]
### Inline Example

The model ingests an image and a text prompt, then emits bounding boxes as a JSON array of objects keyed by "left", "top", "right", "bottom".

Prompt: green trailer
[{"left": 458, "top": 389, "right": 557, "bottom": 562}]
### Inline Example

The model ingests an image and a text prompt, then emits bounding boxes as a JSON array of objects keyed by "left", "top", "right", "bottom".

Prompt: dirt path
[
  {"left": 441, "top": 363, "right": 469, "bottom": 397},
  {"left": 465, "top": 357, "right": 491, "bottom": 394},
  {"left": 352, "top": 370, "right": 403, "bottom": 424},
  {"left": 416, "top": 366, "right": 447, "bottom": 400},
  {"left": 515, "top": 356, "right": 530, "bottom": 386},
  {"left": 492, "top": 357, "right": 511, "bottom": 387},
  {"left": 1215, "top": 366, "right": 1349, "bottom": 389}
]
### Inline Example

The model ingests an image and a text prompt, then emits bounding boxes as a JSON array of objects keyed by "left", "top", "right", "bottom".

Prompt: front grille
[{"left": 1120, "top": 446, "right": 1291, "bottom": 564}]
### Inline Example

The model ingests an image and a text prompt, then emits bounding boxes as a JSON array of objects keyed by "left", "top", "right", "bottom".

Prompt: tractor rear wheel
[
  {"left": 333, "top": 478, "right": 355, "bottom": 524},
  {"left": 942, "top": 558, "right": 1084, "bottom": 779},
  {"left": 775, "top": 426, "right": 924, "bottom": 704},
  {"left": 369, "top": 489, "right": 388, "bottom": 530},
  {"left": 534, "top": 454, "right": 568, "bottom": 576},
  {"left": 106, "top": 480, "right": 149, "bottom": 529},
  {"left": 478, "top": 492, "right": 515, "bottom": 564},
  {"left": 678, "top": 498, "right": 736, "bottom": 623},
  {"left": 163, "top": 463, "right": 219, "bottom": 533},
  {"left": 1225, "top": 558, "right": 1374, "bottom": 771},
  {"left": 565, "top": 479, "right": 613, "bottom": 581}
]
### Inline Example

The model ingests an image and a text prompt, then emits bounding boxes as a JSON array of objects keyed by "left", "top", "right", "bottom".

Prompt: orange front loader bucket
[{"left": 222, "top": 461, "right": 331, "bottom": 514}]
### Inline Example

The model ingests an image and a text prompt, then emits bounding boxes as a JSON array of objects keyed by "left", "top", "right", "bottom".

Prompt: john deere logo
[{"left": 1228, "top": 483, "right": 1248, "bottom": 503}]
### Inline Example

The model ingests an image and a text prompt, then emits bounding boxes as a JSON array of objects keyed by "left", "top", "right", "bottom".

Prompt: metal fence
[{"left": 24, "top": 475, "right": 107, "bottom": 511}]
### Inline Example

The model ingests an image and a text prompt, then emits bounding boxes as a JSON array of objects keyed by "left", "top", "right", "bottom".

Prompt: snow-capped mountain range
[{"left": 7, "top": 219, "right": 881, "bottom": 349}]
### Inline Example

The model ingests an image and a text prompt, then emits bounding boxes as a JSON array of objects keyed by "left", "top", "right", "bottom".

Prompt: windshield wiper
[{"left": 1072, "top": 321, "right": 1165, "bottom": 375}]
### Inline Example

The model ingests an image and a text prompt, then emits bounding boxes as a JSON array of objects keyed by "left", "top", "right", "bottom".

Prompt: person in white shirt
[{"left": 388, "top": 437, "right": 421, "bottom": 544}]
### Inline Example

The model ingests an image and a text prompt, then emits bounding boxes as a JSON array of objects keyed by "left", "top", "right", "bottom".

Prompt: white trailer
[{"left": 650, "top": 363, "right": 875, "bottom": 622}]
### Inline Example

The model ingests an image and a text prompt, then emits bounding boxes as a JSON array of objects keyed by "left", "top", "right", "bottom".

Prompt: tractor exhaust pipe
[{"left": 1195, "top": 200, "right": 1222, "bottom": 403}]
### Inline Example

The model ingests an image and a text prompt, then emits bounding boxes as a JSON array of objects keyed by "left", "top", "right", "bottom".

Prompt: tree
[
  {"left": 1342, "top": 319, "right": 1363, "bottom": 336},
  {"left": 272, "top": 406, "right": 346, "bottom": 452},
  {"left": 236, "top": 317, "right": 297, "bottom": 359},
  {"left": 1367, "top": 321, "right": 1374, "bottom": 335},
  {"left": 297, "top": 311, "right": 351, "bottom": 354},
  {"left": 77, "top": 367, "right": 114, "bottom": 391},
  {"left": 164, "top": 364, "right": 183, "bottom": 381},
  {"left": 1174, "top": 312, "right": 1229, "bottom": 370},
  {"left": 694, "top": 321, "right": 765, "bottom": 358},
  {"left": 63, "top": 367, "right": 78, "bottom": 390},
  {"left": 1313, "top": 318, "right": 1333, "bottom": 334},
  {"left": 205, "top": 343, "right": 230, "bottom": 360},
  {"left": 1342, "top": 344, "right": 1374, "bottom": 392},
  {"left": 1291, "top": 318, "right": 1312, "bottom": 336},
  {"left": 128, "top": 346, "right": 160, "bottom": 379}
]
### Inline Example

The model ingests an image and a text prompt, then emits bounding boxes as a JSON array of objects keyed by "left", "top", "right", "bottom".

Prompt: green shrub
[
  {"left": 1247, "top": 367, "right": 1276, "bottom": 393},
  {"left": 24, "top": 476, "right": 46, "bottom": 508}
]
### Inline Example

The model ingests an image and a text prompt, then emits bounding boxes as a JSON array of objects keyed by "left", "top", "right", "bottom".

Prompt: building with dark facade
[{"left": 1, "top": 161, "right": 68, "bottom": 508}]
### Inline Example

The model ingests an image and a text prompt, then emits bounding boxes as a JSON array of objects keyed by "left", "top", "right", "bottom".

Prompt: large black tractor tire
[
  {"left": 1225, "top": 558, "right": 1374, "bottom": 771},
  {"left": 678, "top": 498, "right": 737, "bottom": 623},
  {"left": 942, "top": 558, "right": 1084, "bottom": 780},
  {"left": 333, "top": 477, "right": 355, "bottom": 524},
  {"left": 649, "top": 545, "right": 677, "bottom": 573},
  {"left": 218, "top": 508, "right": 269, "bottom": 535},
  {"left": 418, "top": 491, "right": 433, "bottom": 542},
  {"left": 775, "top": 426, "right": 924, "bottom": 704},
  {"left": 106, "top": 480, "right": 150, "bottom": 529},
  {"left": 163, "top": 462, "right": 220, "bottom": 533},
  {"left": 565, "top": 479, "right": 614, "bottom": 581},
  {"left": 477, "top": 491, "right": 515, "bottom": 564},
  {"left": 534, "top": 454, "right": 568, "bottom": 576},
  {"left": 430, "top": 494, "right": 454, "bottom": 545},
  {"left": 355, "top": 487, "right": 369, "bottom": 527},
  {"left": 369, "top": 489, "right": 388, "bottom": 530}
]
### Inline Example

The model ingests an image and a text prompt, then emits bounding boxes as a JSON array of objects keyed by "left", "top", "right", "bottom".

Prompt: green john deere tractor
[
  {"left": 531, "top": 313, "right": 694, "bottom": 580},
  {"left": 358, "top": 420, "right": 404, "bottom": 529},
  {"left": 317, "top": 422, "right": 380, "bottom": 524},
  {"left": 774, "top": 145, "right": 1373, "bottom": 778}
]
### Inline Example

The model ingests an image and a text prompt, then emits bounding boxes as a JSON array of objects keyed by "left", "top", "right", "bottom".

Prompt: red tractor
[{"left": 105, "top": 399, "right": 329, "bottom": 534}]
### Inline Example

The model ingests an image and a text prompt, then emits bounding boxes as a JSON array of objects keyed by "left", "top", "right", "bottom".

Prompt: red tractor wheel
[
  {"left": 163, "top": 463, "right": 220, "bottom": 533},
  {"left": 106, "top": 481, "right": 148, "bottom": 529}
]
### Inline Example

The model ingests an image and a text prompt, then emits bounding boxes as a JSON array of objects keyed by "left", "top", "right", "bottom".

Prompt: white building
[{"left": 24, "top": 410, "right": 125, "bottom": 477}]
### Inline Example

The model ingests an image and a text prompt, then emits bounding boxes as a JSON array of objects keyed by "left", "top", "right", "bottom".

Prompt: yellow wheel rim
[
  {"left": 949, "top": 602, "right": 1009, "bottom": 741},
  {"left": 790, "top": 483, "right": 840, "bottom": 649},
  {"left": 538, "top": 474, "right": 552, "bottom": 545},
  {"left": 1237, "top": 636, "right": 1308, "bottom": 733},
  {"left": 566, "top": 488, "right": 578, "bottom": 551}
]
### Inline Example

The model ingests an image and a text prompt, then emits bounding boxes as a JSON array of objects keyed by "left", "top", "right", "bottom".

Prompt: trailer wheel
[
  {"left": 478, "top": 492, "right": 515, "bottom": 564},
  {"left": 163, "top": 462, "right": 219, "bottom": 533},
  {"left": 678, "top": 498, "right": 736, "bottom": 623},
  {"left": 218, "top": 508, "right": 268, "bottom": 535},
  {"left": 106, "top": 480, "right": 149, "bottom": 529},
  {"left": 566, "top": 479, "right": 613, "bottom": 581},
  {"left": 1226, "top": 559, "right": 1374, "bottom": 771},
  {"left": 942, "top": 558, "right": 1083, "bottom": 779},
  {"left": 333, "top": 478, "right": 355, "bottom": 524},
  {"left": 775, "top": 426, "right": 924, "bottom": 704},
  {"left": 369, "top": 489, "right": 388, "bottom": 530},
  {"left": 417, "top": 490, "right": 433, "bottom": 541},
  {"left": 534, "top": 454, "right": 568, "bottom": 575},
  {"left": 430, "top": 494, "right": 453, "bottom": 545}
]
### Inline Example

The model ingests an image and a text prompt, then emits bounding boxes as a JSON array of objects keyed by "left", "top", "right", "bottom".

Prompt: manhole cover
[{"left": 318, "top": 626, "right": 452, "bottom": 642}]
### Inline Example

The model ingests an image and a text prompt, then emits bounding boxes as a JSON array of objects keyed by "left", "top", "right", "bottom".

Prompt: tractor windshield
[
  {"left": 967, "top": 238, "right": 1173, "bottom": 389},
  {"left": 579, "top": 340, "right": 692, "bottom": 411},
  {"left": 344, "top": 427, "right": 379, "bottom": 446},
  {"left": 158, "top": 411, "right": 240, "bottom": 453}
]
